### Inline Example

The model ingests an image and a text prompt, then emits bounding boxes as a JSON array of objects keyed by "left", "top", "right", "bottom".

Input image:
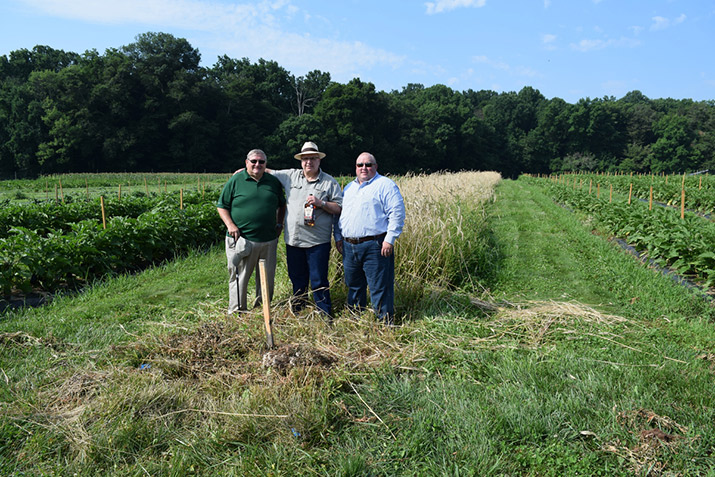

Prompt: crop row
[
  {"left": 0, "top": 172, "right": 231, "bottom": 192},
  {"left": 0, "top": 189, "right": 221, "bottom": 239},
  {"left": 548, "top": 172, "right": 714, "bottom": 215},
  {"left": 0, "top": 201, "right": 224, "bottom": 296},
  {"left": 525, "top": 176, "right": 715, "bottom": 288}
]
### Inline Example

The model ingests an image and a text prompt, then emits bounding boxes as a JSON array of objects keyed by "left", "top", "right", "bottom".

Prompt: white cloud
[
  {"left": 650, "top": 13, "right": 686, "bottom": 31},
  {"left": 543, "top": 0, "right": 551, "bottom": 8},
  {"left": 17, "top": 0, "right": 405, "bottom": 80},
  {"left": 425, "top": 0, "right": 486, "bottom": 15},
  {"left": 472, "top": 55, "right": 540, "bottom": 78},
  {"left": 571, "top": 37, "right": 641, "bottom": 52},
  {"left": 21, "top": 0, "right": 262, "bottom": 30},
  {"left": 651, "top": 16, "right": 670, "bottom": 31},
  {"left": 629, "top": 25, "right": 644, "bottom": 35},
  {"left": 542, "top": 34, "right": 557, "bottom": 51}
]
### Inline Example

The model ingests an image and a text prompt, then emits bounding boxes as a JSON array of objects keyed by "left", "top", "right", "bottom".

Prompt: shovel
[{"left": 258, "top": 259, "right": 275, "bottom": 349}]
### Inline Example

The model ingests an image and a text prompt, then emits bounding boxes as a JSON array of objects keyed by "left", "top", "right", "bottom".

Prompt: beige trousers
[{"left": 225, "top": 236, "right": 278, "bottom": 313}]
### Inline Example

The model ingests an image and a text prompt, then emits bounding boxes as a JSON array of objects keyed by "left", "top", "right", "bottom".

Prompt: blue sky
[{"left": 1, "top": 0, "right": 713, "bottom": 103}]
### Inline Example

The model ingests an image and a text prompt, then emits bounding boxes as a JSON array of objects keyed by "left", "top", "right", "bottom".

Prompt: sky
[{"left": 1, "top": 0, "right": 713, "bottom": 103}]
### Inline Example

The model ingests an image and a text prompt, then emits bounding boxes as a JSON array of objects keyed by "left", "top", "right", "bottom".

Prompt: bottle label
[{"left": 304, "top": 203, "right": 315, "bottom": 226}]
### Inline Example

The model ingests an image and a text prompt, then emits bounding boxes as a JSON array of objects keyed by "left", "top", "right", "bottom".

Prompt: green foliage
[
  {"left": 0, "top": 190, "right": 223, "bottom": 295},
  {"left": 529, "top": 174, "right": 715, "bottom": 287}
]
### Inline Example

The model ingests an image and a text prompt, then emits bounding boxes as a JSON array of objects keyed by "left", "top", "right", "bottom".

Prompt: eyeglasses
[
  {"left": 356, "top": 163, "right": 374, "bottom": 168},
  {"left": 248, "top": 159, "right": 266, "bottom": 165}
]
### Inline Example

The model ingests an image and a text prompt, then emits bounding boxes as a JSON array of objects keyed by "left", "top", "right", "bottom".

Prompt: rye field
[{"left": 1, "top": 171, "right": 714, "bottom": 476}]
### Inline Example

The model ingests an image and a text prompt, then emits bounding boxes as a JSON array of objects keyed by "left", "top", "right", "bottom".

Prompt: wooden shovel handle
[{"left": 258, "top": 259, "right": 275, "bottom": 348}]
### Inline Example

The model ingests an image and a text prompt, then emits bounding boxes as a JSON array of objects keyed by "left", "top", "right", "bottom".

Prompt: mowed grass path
[{"left": 490, "top": 179, "right": 708, "bottom": 319}]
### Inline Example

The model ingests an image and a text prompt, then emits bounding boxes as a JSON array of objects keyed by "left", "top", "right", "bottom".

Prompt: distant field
[{"left": 0, "top": 172, "right": 233, "bottom": 202}]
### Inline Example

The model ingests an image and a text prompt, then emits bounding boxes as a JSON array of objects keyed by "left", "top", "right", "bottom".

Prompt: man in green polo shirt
[{"left": 217, "top": 149, "right": 286, "bottom": 314}]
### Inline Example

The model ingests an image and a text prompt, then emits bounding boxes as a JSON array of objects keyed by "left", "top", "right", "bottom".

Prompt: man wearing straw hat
[
  {"left": 217, "top": 149, "right": 286, "bottom": 314},
  {"left": 338, "top": 152, "right": 405, "bottom": 325},
  {"left": 269, "top": 141, "right": 343, "bottom": 319}
]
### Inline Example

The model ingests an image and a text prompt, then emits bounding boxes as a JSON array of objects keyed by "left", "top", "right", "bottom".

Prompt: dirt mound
[{"left": 262, "top": 344, "right": 337, "bottom": 373}]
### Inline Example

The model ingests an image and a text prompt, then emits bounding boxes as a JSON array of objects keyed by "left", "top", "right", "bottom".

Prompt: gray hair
[{"left": 246, "top": 149, "right": 267, "bottom": 160}]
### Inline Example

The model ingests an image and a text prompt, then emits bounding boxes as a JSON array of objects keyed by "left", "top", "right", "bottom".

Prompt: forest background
[{"left": 1, "top": 32, "right": 713, "bottom": 179}]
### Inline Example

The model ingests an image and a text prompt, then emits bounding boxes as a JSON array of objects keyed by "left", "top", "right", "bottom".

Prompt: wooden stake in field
[
  {"left": 597, "top": 183, "right": 600, "bottom": 199},
  {"left": 649, "top": 186, "right": 653, "bottom": 210},
  {"left": 628, "top": 183, "right": 633, "bottom": 204},
  {"left": 699, "top": 176, "right": 702, "bottom": 190},
  {"left": 681, "top": 188, "right": 685, "bottom": 219},
  {"left": 59, "top": 179, "right": 65, "bottom": 204},
  {"left": 118, "top": 184, "right": 122, "bottom": 202},
  {"left": 54, "top": 183, "right": 58, "bottom": 203},
  {"left": 589, "top": 179, "right": 592, "bottom": 195},
  {"left": 180, "top": 188, "right": 184, "bottom": 209},
  {"left": 100, "top": 196, "right": 106, "bottom": 229},
  {"left": 258, "top": 259, "right": 275, "bottom": 349},
  {"left": 609, "top": 184, "right": 612, "bottom": 203}
]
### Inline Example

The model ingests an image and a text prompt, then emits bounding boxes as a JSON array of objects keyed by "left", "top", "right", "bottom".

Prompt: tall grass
[{"left": 393, "top": 171, "right": 502, "bottom": 311}]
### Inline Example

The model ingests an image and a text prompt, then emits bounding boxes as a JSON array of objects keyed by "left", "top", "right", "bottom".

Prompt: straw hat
[{"left": 294, "top": 141, "right": 326, "bottom": 160}]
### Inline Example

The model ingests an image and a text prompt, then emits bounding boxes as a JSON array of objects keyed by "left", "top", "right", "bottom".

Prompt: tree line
[{"left": 1, "top": 32, "right": 713, "bottom": 179}]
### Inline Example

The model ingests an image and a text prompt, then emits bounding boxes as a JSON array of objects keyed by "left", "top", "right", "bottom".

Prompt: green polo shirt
[{"left": 217, "top": 171, "right": 286, "bottom": 242}]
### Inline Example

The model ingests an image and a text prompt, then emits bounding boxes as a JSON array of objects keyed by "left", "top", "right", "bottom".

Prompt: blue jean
[
  {"left": 286, "top": 242, "right": 332, "bottom": 316},
  {"left": 342, "top": 238, "right": 394, "bottom": 322}
]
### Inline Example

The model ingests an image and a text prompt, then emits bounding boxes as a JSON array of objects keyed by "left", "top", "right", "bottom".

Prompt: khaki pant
[{"left": 225, "top": 236, "right": 278, "bottom": 313}]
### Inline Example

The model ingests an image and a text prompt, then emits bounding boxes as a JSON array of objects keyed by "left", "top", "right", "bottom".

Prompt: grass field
[{"left": 1, "top": 173, "right": 714, "bottom": 475}]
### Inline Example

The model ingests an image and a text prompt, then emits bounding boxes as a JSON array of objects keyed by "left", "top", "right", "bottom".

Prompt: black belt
[{"left": 344, "top": 233, "right": 386, "bottom": 244}]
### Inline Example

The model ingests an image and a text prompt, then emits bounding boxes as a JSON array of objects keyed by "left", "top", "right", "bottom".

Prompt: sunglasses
[
  {"left": 248, "top": 159, "right": 266, "bottom": 165},
  {"left": 356, "top": 163, "right": 374, "bottom": 168}
]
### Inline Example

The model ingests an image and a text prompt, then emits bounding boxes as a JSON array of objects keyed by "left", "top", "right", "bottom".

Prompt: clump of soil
[{"left": 262, "top": 344, "right": 337, "bottom": 373}]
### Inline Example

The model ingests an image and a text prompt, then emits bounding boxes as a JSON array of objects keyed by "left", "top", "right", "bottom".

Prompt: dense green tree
[
  {"left": 1, "top": 35, "right": 713, "bottom": 178},
  {"left": 651, "top": 113, "right": 701, "bottom": 173},
  {"left": 265, "top": 114, "right": 327, "bottom": 169},
  {"left": 314, "top": 79, "right": 397, "bottom": 174}
]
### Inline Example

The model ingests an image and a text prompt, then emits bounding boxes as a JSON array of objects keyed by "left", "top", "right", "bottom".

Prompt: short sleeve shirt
[
  {"left": 273, "top": 169, "right": 343, "bottom": 247},
  {"left": 216, "top": 171, "right": 286, "bottom": 242}
]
